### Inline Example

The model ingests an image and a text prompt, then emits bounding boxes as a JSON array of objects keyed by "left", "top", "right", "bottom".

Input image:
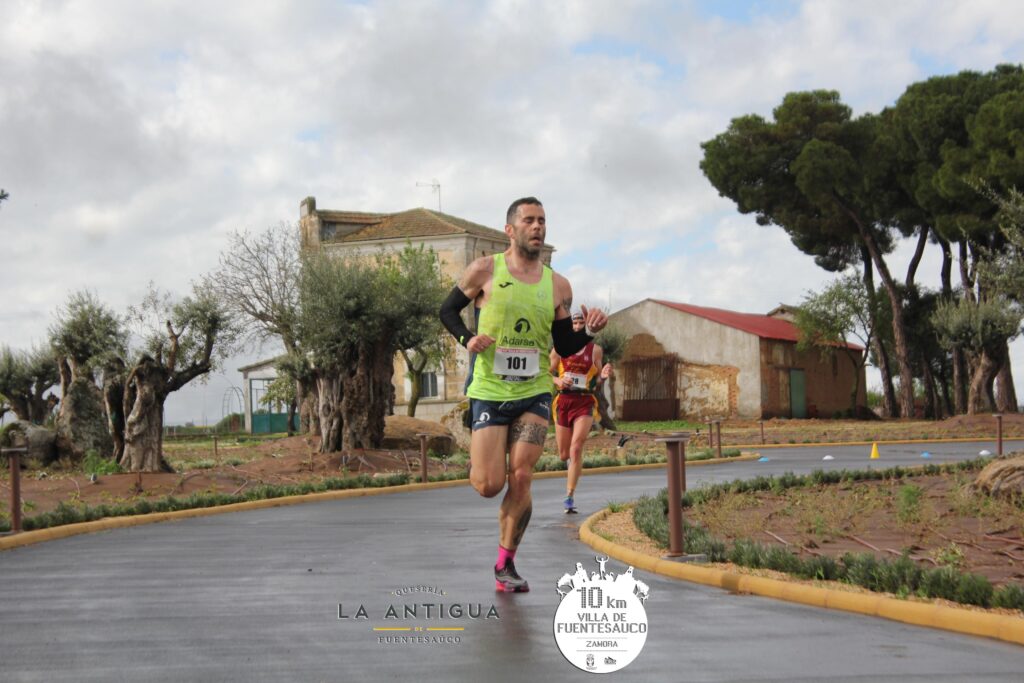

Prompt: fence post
[
  {"left": 714, "top": 420, "right": 723, "bottom": 460},
  {"left": 3, "top": 447, "right": 27, "bottom": 534},
  {"left": 417, "top": 434, "right": 430, "bottom": 484},
  {"left": 994, "top": 414, "right": 1003, "bottom": 456},
  {"left": 706, "top": 421, "right": 714, "bottom": 448},
  {"left": 759, "top": 419, "right": 765, "bottom": 445},
  {"left": 655, "top": 433, "right": 690, "bottom": 557}
]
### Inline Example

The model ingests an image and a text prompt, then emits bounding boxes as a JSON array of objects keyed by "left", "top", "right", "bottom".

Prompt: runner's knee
[
  {"left": 507, "top": 466, "right": 533, "bottom": 495},
  {"left": 472, "top": 475, "right": 504, "bottom": 498}
]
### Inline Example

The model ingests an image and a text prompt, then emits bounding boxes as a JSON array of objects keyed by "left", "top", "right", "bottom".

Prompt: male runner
[
  {"left": 550, "top": 312, "right": 612, "bottom": 514},
  {"left": 438, "top": 197, "right": 607, "bottom": 592}
]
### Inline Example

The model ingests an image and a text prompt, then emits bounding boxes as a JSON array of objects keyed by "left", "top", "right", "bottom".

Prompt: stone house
[
  {"left": 240, "top": 197, "right": 554, "bottom": 431},
  {"left": 608, "top": 299, "right": 867, "bottom": 420}
]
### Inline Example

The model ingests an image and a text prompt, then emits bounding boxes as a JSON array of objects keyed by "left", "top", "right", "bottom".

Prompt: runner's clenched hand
[
  {"left": 467, "top": 334, "right": 495, "bottom": 354},
  {"left": 579, "top": 304, "right": 608, "bottom": 334}
]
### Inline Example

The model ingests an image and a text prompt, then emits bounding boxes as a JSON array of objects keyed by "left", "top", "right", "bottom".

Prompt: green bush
[
  {"left": 82, "top": 450, "right": 121, "bottom": 476},
  {"left": 534, "top": 456, "right": 567, "bottom": 472},
  {"left": 873, "top": 554, "right": 923, "bottom": 595},
  {"left": 956, "top": 573, "right": 994, "bottom": 607},
  {"left": 796, "top": 555, "right": 844, "bottom": 582},
  {"left": 919, "top": 566, "right": 962, "bottom": 602},
  {"left": 993, "top": 583, "right": 1024, "bottom": 610}
]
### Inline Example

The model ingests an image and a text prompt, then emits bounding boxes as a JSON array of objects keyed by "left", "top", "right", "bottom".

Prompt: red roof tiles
[{"left": 651, "top": 299, "right": 863, "bottom": 351}]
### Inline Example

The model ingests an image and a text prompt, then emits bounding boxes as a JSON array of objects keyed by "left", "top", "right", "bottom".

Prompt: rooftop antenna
[{"left": 416, "top": 178, "right": 442, "bottom": 212}]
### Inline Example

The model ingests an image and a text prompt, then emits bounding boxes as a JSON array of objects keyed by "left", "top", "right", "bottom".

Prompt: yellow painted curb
[
  {"left": 578, "top": 508, "right": 1024, "bottom": 647},
  {"left": 0, "top": 454, "right": 756, "bottom": 552}
]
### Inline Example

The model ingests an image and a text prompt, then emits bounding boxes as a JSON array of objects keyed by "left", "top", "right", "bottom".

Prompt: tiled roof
[
  {"left": 651, "top": 299, "right": 863, "bottom": 351},
  {"left": 325, "top": 207, "right": 520, "bottom": 244}
]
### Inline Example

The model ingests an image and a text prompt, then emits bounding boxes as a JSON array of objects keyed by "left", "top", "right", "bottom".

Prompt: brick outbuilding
[{"left": 608, "top": 299, "right": 867, "bottom": 420}]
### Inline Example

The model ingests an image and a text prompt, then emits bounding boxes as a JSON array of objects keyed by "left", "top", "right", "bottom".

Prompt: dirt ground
[
  {"left": 1, "top": 413, "right": 1021, "bottom": 535},
  {"left": 690, "top": 412, "right": 1024, "bottom": 447},
  {"left": 594, "top": 457, "right": 1024, "bottom": 589}
]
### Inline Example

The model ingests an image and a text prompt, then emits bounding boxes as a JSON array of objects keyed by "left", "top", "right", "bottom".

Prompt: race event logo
[
  {"left": 553, "top": 556, "right": 650, "bottom": 673},
  {"left": 338, "top": 584, "right": 500, "bottom": 646}
]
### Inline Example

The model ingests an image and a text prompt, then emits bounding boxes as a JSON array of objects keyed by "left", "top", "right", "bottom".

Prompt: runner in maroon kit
[{"left": 549, "top": 311, "right": 612, "bottom": 513}]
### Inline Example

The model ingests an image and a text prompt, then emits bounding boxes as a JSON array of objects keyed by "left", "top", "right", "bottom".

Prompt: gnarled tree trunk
[
  {"left": 103, "top": 360, "right": 126, "bottom": 463},
  {"left": 996, "top": 341, "right": 1018, "bottom": 413},
  {"left": 317, "top": 373, "right": 342, "bottom": 453},
  {"left": 340, "top": 343, "right": 393, "bottom": 451},
  {"left": 967, "top": 349, "right": 1001, "bottom": 415},
  {"left": 55, "top": 372, "right": 114, "bottom": 461},
  {"left": 121, "top": 357, "right": 173, "bottom": 472}
]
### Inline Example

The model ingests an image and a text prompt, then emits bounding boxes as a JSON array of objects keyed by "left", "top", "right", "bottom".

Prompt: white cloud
[{"left": 2, "top": 0, "right": 1024, "bottom": 423}]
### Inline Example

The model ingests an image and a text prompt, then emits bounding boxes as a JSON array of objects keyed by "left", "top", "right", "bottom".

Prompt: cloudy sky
[{"left": 2, "top": 0, "right": 1024, "bottom": 425}]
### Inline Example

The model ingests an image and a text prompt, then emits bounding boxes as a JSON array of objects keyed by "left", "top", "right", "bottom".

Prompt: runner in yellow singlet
[{"left": 438, "top": 197, "right": 608, "bottom": 592}]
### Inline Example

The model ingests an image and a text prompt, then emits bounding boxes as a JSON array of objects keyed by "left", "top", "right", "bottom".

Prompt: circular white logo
[{"left": 553, "top": 558, "right": 649, "bottom": 674}]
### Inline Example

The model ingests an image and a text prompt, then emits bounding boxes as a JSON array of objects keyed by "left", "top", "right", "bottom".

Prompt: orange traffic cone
[{"left": 870, "top": 442, "right": 880, "bottom": 460}]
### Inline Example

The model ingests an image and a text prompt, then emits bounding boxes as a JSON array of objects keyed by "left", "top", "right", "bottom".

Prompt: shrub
[
  {"left": 797, "top": 555, "right": 844, "bottom": 582},
  {"left": 873, "top": 554, "right": 922, "bottom": 595},
  {"left": 82, "top": 450, "right": 121, "bottom": 476},
  {"left": 993, "top": 583, "right": 1024, "bottom": 611},
  {"left": 919, "top": 566, "right": 962, "bottom": 602},
  {"left": 842, "top": 553, "right": 881, "bottom": 591},
  {"left": 896, "top": 484, "right": 923, "bottom": 525},
  {"left": 956, "top": 573, "right": 994, "bottom": 607},
  {"left": 729, "top": 539, "right": 766, "bottom": 568}
]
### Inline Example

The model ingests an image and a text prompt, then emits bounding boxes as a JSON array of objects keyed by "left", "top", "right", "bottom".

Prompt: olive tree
[
  {"left": 49, "top": 290, "right": 127, "bottom": 459},
  {"left": 299, "top": 245, "right": 447, "bottom": 452},
  {"left": 119, "top": 285, "right": 240, "bottom": 471},
  {"left": 0, "top": 345, "right": 59, "bottom": 424}
]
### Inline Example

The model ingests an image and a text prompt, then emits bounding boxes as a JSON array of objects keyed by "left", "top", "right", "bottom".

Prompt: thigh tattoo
[{"left": 509, "top": 420, "right": 547, "bottom": 446}]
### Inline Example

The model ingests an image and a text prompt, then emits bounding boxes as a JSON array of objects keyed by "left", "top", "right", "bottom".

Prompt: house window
[{"left": 420, "top": 371, "right": 439, "bottom": 398}]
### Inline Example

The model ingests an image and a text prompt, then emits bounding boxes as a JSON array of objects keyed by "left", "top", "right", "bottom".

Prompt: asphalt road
[{"left": 2, "top": 440, "right": 1023, "bottom": 682}]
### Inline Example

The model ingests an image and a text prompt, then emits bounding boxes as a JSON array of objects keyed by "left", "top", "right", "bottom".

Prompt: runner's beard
[{"left": 514, "top": 232, "right": 543, "bottom": 260}]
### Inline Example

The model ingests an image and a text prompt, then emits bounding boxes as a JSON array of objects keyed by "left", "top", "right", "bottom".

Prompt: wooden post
[
  {"left": 994, "top": 414, "right": 1003, "bottom": 456},
  {"left": 714, "top": 420, "right": 723, "bottom": 460},
  {"left": 4, "top": 448, "right": 26, "bottom": 534},
  {"left": 417, "top": 434, "right": 430, "bottom": 484},
  {"left": 655, "top": 433, "right": 691, "bottom": 557}
]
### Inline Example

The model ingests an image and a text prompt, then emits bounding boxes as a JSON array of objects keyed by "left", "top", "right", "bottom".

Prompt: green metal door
[{"left": 790, "top": 369, "right": 806, "bottom": 418}]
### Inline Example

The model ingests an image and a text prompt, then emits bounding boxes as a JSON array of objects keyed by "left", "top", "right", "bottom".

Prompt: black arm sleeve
[
  {"left": 551, "top": 316, "right": 593, "bottom": 357},
  {"left": 439, "top": 286, "right": 475, "bottom": 347}
]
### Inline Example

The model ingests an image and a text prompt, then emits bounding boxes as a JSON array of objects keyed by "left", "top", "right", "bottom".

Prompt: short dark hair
[{"left": 506, "top": 197, "right": 543, "bottom": 225}]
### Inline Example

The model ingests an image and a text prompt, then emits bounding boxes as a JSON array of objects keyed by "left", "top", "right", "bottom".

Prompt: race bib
[
  {"left": 495, "top": 346, "right": 540, "bottom": 380},
  {"left": 565, "top": 372, "right": 588, "bottom": 389}
]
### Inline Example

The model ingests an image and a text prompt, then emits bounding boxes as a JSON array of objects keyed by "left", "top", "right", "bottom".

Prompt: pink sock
[{"left": 496, "top": 545, "right": 516, "bottom": 569}]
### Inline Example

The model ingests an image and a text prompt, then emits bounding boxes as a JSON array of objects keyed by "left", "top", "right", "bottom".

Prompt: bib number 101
[{"left": 494, "top": 346, "right": 539, "bottom": 378}]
